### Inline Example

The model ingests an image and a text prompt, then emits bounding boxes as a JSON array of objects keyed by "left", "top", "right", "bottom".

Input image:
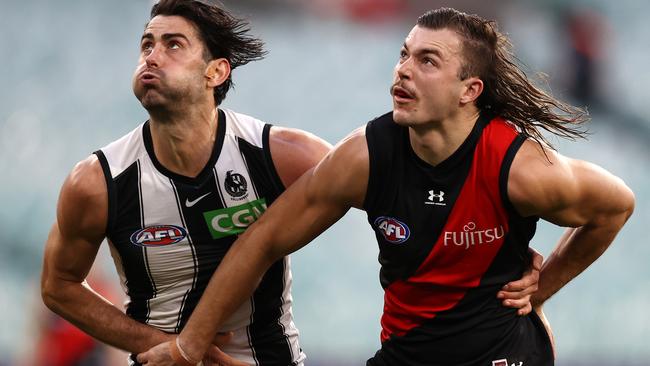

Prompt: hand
[
  {"left": 497, "top": 247, "right": 543, "bottom": 315},
  {"left": 534, "top": 305, "right": 556, "bottom": 358},
  {"left": 136, "top": 341, "right": 175, "bottom": 365},
  {"left": 203, "top": 332, "right": 248, "bottom": 366},
  {"left": 202, "top": 345, "right": 248, "bottom": 366}
]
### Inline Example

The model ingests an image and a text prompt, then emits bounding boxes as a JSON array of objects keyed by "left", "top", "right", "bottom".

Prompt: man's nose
[
  {"left": 145, "top": 45, "right": 162, "bottom": 68},
  {"left": 395, "top": 58, "right": 412, "bottom": 80}
]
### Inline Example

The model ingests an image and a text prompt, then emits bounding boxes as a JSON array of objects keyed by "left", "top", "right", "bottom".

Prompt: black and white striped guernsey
[{"left": 94, "top": 108, "right": 304, "bottom": 366}]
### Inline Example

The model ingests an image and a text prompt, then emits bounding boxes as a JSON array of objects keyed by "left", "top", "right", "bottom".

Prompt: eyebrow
[
  {"left": 402, "top": 43, "right": 443, "bottom": 59},
  {"left": 141, "top": 32, "right": 191, "bottom": 44}
]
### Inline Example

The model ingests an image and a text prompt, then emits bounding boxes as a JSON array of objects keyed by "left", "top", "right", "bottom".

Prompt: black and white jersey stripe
[{"left": 95, "top": 109, "right": 304, "bottom": 365}]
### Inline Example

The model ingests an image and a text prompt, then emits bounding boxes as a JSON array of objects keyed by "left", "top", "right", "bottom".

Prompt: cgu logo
[
  {"left": 203, "top": 198, "right": 268, "bottom": 239},
  {"left": 374, "top": 216, "right": 410, "bottom": 244},
  {"left": 443, "top": 221, "right": 505, "bottom": 249},
  {"left": 130, "top": 225, "right": 187, "bottom": 247}
]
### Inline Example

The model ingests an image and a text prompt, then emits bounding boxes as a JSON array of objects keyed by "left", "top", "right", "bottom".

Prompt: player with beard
[
  {"left": 137, "top": 7, "right": 634, "bottom": 366},
  {"left": 42, "top": 2, "right": 542, "bottom": 365}
]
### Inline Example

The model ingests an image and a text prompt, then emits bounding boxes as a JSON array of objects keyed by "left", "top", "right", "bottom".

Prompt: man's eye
[{"left": 169, "top": 42, "right": 181, "bottom": 50}]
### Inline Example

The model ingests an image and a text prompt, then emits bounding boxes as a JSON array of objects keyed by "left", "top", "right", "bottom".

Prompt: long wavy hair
[
  {"left": 418, "top": 8, "right": 589, "bottom": 147},
  {"left": 151, "top": 0, "right": 267, "bottom": 105}
]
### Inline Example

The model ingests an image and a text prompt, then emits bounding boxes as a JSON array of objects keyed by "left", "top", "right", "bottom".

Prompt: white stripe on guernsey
[
  {"left": 138, "top": 158, "right": 197, "bottom": 333},
  {"left": 218, "top": 326, "right": 260, "bottom": 366},
  {"left": 169, "top": 178, "right": 200, "bottom": 333},
  {"left": 212, "top": 142, "right": 257, "bottom": 330},
  {"left": 280, "top": 256, "right": 306, "bottom": 364},
  {"left": 215, "top": 134, "right": 259, "bottom": 208},
  {"left": 246, "top": 298, "right": 259, "bottom": 366},
  {"left": 137, "top": 160, "right": 157, "bottom": 322},
  {"left": 102, "top": 123, "right": 148, "bottom": 178},
  {"left": 106, "top": 239, "right": 129, "bottom": 296},
  {"left": 212, "top": 132, "right": 258, "bottom": 365},
  {"left": 223, "top": 109, "right": 265, "bottom": 148}
]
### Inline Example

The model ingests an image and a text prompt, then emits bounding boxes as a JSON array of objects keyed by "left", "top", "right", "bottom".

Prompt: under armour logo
[
  {"left": 426, "top": 190, "right": 446, "bottom": 206},
  {"left": 491, "top": 360, "right": 523, "bottom": 366}
]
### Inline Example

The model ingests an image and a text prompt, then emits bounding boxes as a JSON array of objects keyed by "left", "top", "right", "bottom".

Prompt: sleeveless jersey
[
  {"left": 363, "top": 112, "right": 553, "bottom": 366},
  {"left": 95, "top": 109, "right": 304, "bottom": 366}
]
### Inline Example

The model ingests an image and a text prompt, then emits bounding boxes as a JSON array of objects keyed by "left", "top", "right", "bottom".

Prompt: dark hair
[
  {"left": 417, "top": 8, "right": 589, "bottom": 147},
  {"left": 151, "top": 0, "right": 267, "bottom": 104}
]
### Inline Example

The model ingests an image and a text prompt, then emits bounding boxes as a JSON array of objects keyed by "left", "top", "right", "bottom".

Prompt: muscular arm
[
  {"left": 175, "top": 128, "right": 369, "bottom": 361},
  {"left": 41, "top": 155, "right": 171, "bottom": 353},
  {"left": 508, "top": 141, "right": 635, "bottom": 306},
  {"left": 269, "top": 126, "right": 333, "bottom": 187}
]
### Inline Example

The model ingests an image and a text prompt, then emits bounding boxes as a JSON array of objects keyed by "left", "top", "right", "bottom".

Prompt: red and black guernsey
[{"left": 363, "top": 112, "right": 553, "bottom": 366}]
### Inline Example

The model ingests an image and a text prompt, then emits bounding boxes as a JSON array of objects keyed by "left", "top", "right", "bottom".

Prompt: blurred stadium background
[{"left": 1, "top": 0, "right": 648, "bottom": 365}]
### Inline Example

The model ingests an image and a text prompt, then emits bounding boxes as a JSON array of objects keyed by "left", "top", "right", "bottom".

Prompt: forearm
[
  {"left": 532, "top": 214, "right": 627, "bottom": 305},
  {"left": 42, "top": 279, "right": 170, "bottom": 353},
  {"left": 177, "top": 164, "right": 357, "bottom": 360},
  {"left": 179, "top": 229, "right": 277, "bottom": 359}
]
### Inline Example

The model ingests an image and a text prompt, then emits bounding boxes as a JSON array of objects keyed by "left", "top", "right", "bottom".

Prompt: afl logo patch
[
  {"left": 224, "top": 170, "right": 248, "bottom": 198},
  {"left": 130, "top": 225, "right": 187, "bottom": 247},
  {"left": 374, "top": 216, "right": 410, "bottom": 244}
]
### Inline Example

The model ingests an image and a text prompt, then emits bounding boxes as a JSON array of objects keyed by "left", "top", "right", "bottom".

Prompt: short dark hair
[
  {"left": 150, "top": 0, "right": 267, "bottom": 105},
  {"left": 417, "top": 8, "right": 588, "bottom": 147}
]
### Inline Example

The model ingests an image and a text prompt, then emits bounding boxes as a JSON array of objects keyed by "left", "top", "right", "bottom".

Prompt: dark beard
[{"left": 135, "top": 84, "right": 189, "bottom": 122}]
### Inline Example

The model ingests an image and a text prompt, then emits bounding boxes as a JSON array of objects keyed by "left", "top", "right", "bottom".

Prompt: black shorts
[{"left": 367, "top": 311, "right": 554, "bottom": 366}]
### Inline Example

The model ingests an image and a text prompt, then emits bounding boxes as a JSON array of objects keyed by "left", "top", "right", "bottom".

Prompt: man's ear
[
  {"left": 459, "top": 77, "right": 484, "bottom": 105},
  {"left": 205, "top": 58, "right": 231, "bottom": 88}
]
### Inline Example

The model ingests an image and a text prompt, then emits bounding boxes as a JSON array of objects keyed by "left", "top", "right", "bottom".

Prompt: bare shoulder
[
  {"left": 322, "top": 126, "right": 368, "bottom": 167},
  {"left": 508, "top": 140, "right": 576, "bottom": 216},
  {"left": 508, "top": 139, "right": 634, "bottom": 224},
  {"left": 309, "top": 126, "right": 369, "bottom": 208},
  {"left": 57, "top": 154, "right": 108, "bottom": 240},
  {"left": 269, "top": 126, "right": 333, "bottom": 188}
]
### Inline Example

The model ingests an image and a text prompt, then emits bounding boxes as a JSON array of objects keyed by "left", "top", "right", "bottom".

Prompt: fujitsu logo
[{"left": 443, "top": 221, "right": 505, "bottom": 249}]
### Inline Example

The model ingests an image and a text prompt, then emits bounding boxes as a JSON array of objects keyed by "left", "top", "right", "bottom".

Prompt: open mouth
[{"left": 393, "top": 86, "right": 415, "bottom": 101}]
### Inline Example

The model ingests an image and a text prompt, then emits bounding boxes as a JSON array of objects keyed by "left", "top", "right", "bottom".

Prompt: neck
[
  {"left": 148, "top": 102, "right": 219, "bottom": 178},
  {"left": 408, "top": 108, "right": 481, "bottom": 166}
]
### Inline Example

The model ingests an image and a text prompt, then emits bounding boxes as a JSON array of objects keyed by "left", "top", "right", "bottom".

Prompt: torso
[
  {"left": 96, "top": 109, "right": 304, "bottom": 366},
  {"left": 363, "top": 112, "right": 552, "bottom": 365}
]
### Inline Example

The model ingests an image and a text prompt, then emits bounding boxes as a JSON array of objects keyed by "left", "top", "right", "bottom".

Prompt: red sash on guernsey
[{"left": 381, "top": 117, "right": 519, "bottom": 341}]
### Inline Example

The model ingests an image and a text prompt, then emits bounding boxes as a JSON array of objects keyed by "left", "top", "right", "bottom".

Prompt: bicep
[
  {"left": 43, "top": 222, "right": 102, "bottom": 284},
  {"left": 247, "top": 131, "right": 368, "bottom": 257},
  {"left": 542, "top": 159, "right": 634, "bottom": 226},
  {"left": 269, "top": 127, "right": 333, "bottom": 188},
  {"left": 509, "top": 143, "right": 633, "bottom": 227},
  {"left": 43, "top": 156, "right": 108, "bottom": 284}
]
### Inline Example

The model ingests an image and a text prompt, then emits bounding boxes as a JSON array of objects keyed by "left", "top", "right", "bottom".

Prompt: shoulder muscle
[
  {"left": 509, "top": 140, "right": 634, "bottom": 226},
  {"left": 57, "top": 154, "right": 108, "bottom": 242},
  {"left": 306, "top": 126, "right": 369, "bottom": 209},
  {"left": 269, "top": 126, "right": 333, "bottom": 187}
]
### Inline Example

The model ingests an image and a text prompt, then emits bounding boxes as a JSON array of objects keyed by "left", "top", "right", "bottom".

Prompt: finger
[
  {"left": 212, "top": 331, "right": 235, "bottom": 346},
  {"left": 502, "top": 269, "right": 537, "bottom": 291},
  {"left": 502, "top": 268, "right": 539, "bottom": 292},
  {"left": 502, "top": 295, "right": 531, "bottom": 309},
  {"left": 528, "top": 247, "right": 543, "bottom": 271},
  {"left": 498, "top": 282, "right": 538, "bottom": 299},
  {"left": 209, "top": 346, "right": 248, "bottom": 366},
  {"left": 516, "top": 302, "right": 532, "bottom": 316},
  {"left": 136, "top": 351, "right": 149, "bottom": 364}
]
